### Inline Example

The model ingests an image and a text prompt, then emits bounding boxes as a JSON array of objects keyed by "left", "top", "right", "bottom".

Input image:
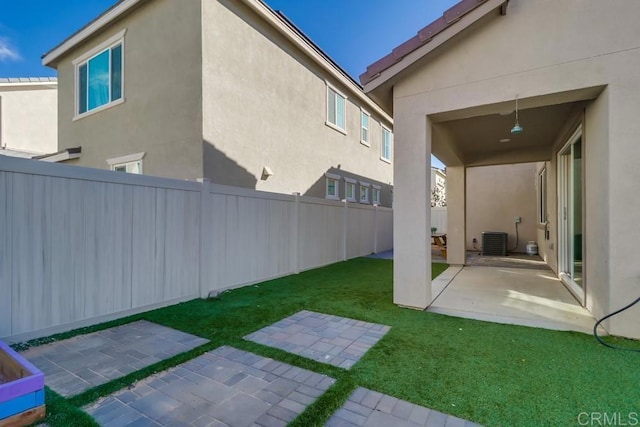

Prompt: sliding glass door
[{"left": 558, "top": 127, "right": 584, "bottom": 303}]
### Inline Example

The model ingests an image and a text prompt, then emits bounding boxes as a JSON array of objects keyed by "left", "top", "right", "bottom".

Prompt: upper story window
[
  {"left": 381, "top": 126, "right": 393, "bottom": 163},
  {"left": 74, "top": 30, "right": 126, "bottom": 119},
  {"left": 326, "top": 84, "right": 346, "bottom": 133},
  {"left": 361, "top": 110, "right": 370, "bottom": 146}
]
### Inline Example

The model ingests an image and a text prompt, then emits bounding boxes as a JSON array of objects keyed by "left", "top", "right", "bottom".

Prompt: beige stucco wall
[
  {"left": 385, "top": 0, "right": 640, "bottom": 337},
  {"left": 201, "top": 0, "right": 393, "bottom": 205},
  {"left": 0, "top": 85, "right": 57, "bottom": 155},
  {"left": 466, "top": 163, "right": 537, "bottom": 253},
  {"left": 54, "top": 0, "right": 203, "bottom": 180}
]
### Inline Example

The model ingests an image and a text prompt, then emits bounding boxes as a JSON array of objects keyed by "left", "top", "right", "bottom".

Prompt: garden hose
[{"left": 593, "top": 296, "right": 640, "bottom": 352}]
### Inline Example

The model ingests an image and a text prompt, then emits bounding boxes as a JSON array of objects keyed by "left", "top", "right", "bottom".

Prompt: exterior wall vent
[{"left": 481, "top": 232, "right": 508, "bottom": 256}]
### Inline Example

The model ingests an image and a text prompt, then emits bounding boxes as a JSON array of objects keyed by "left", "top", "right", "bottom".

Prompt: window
[
  {"left": 372, "top": 185, "right": 381, "bottom": 205},
  {"left": 381, "top": 126, "right": 392, "bottom": 162},
  {"left": 326, "top": 173, "right": 340, "bottom": 200},
  {"left": 361, "top": 110, "right": 370, "bottom": 145},
  {"left": 359, "top": 182, "right": 370, "bottom": 204},
  {"left": 538, "top": 167, "right": 547, "bottom": 224},
  {"left": 113, "top": 161, "right": 142, "bottom": 174},
  {"left": 74, "top": 30, "right": 125, "bottom": 118},
  {"left": 107, "top": 152, "right": 145, "bottom": 174},
  {"left": 326, "top": 85, "right": 346, "bottom": 132},
  {"left": 345, "top": 178, "right": 356, "bottom": 202}
]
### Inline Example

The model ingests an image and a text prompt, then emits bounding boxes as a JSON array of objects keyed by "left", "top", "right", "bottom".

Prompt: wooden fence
[{"left": 0, "top": 157, "right": 392, "bottom": 343}]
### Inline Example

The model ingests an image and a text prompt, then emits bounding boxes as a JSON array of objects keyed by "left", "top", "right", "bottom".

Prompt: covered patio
[{"left": 362, "top": 0, "right": 640, "bottom": 339}]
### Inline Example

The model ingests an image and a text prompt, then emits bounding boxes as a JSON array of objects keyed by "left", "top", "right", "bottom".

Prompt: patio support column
[
  {"left": 446, "top": 166, "right": 466, "bottom": 265},
  {"left": 393, "top": 104, "right": 431, "bottom": 309}
]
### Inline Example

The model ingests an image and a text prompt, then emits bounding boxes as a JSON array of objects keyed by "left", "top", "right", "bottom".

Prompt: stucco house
[
  {"left": 0, "top": 78, "right": 58, "bottom": 159},
  {"left": 42, "top": 0, "right": 394, "bottom": 206},
  {"left": 362, "top": 0, "right": 639, "bottom": 339}
]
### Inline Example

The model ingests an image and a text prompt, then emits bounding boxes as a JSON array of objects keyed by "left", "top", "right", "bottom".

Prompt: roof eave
[
  {"left": 42, "top": 0, "right": 142, "bottom": 68},
  {"left": 362, "top": 0, "right": 508, "bottom": 93},
  {"left": 238, "top": 0, "right": 393, "bottom": 123}
]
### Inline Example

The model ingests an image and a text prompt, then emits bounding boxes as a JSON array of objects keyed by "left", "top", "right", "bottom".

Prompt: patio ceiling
[{"left": 430, "top": 86, "right": 604, "bottom": 167}]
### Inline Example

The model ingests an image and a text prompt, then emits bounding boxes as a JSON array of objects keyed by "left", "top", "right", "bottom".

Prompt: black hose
[
  {"left": 508, "top": 222, "right": 519, "bottom": 252},
  {"left": 593, "top": 296, "right": 640, "bottom": 352}
]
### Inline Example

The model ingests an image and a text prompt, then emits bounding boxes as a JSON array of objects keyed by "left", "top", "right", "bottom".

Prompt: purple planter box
[{"left": 0, "top": 340, "right": 45, "bottom": 421}]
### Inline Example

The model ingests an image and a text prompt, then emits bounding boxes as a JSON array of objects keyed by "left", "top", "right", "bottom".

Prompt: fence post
[
  {"left": 373, "top": 204, "right": 378, "bottom": 254},
  {"left": 198, "top": 178, "right": 211, "bottom": 298},
  {"left": 343, "top": 199, "right": 348, "bottom": 261},
  {"left": 293, "top": 192, "right": 300, "bottom": 274}
]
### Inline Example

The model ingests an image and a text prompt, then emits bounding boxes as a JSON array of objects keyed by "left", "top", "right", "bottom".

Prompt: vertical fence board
[{"left": 0, "top": 172, "right": 12, "bottom": 337}]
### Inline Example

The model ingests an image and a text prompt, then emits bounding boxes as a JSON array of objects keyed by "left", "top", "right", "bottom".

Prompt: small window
[
  {"left": 361, "top": 110, "right": 370, "bottom": 145},
  {"left": 327, "top": 85, "right": 346, "bottom": 132},
  {"left": 74, "top": 30, "right": 125, "bottom": 118},
  {"left": 345, "top": 178, "right": 356, "bottom": 202},
  {"left": 538, "top": 167, "right": 547, "bottom": 224},
  {"left": 359, "top": 182, "right": 370, "bottom": 204},
  {"left": 112, "top": 160, "right": 142, "bottom": 174},
  {"left": 372, "top": 186, "right": 381, "bottom": 205},
  {"left": 381, "top": 127, "right": 392, "bottom": 162},
  {"left": 326, "top": 174, "right": 340, "bottom": 200},
  {"left": 107, "top": 152, "right": 145, "bottom": 174}
]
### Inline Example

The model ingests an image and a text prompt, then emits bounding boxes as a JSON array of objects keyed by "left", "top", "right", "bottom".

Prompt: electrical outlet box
[
  {"left": 472, "top": 238, "right": 477, "bottom": 243},
  {"left": 514, "top": 216, "right": 521, "bottom": 224}
]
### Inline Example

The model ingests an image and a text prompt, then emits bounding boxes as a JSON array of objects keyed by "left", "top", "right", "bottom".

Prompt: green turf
[{"left": 21, "top": 258, "right": 639, "bottom": 426}]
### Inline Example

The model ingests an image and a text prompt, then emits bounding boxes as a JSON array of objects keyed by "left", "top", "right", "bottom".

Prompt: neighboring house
[
  {"left": 362, "top": 0, "right": 640, "bottom": 338},
  {"left": 0, "top": 78, "right": 58, "bottom": 159},
  {"left": 430, "top": 167, "right": 446, "bottom": 207},
  {"left": 42, "top": 0, "right": 394, "bottom": 206}
]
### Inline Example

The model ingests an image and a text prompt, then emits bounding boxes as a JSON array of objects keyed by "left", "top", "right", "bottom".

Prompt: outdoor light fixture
[{"left": 511, "top": 95, "right": 523, "bottom": 134}]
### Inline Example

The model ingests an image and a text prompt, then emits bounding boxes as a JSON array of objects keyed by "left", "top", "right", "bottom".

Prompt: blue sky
[{"left": 0, "top": 0, "right": 455, "bottom": 166}]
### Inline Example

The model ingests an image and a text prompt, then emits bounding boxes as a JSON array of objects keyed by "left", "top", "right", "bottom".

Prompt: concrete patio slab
[
  {"left": 428, "top": 266, "right": 599, "bottom": 334},
  {"left": 326, "top": 387, "right": 480, "bottom": 427},
  {"left": 84, "top": 346, "right": 335, "bottom": 427},
  {"left": 245, "top": 310, "right": 390, "bottom": 370},
  {"left": 21, "top": 320, "right": 209, "bottom": 397}
]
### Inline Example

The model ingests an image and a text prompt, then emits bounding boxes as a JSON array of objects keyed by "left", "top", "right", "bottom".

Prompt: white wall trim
[
  {"left": 344, "top": 177, "right": 357, "bottom": 184},
  {"left": 39, "top": 151, "right": 81, "bottom": 163},
  {"left": 325, "top": 172, "right": 341, "bottom": 180},
  {"left": 43, "top": 2, "right": 139, "bottom": 66},
  {"left": 72, "top": 29, "right": 127, "bottom": 66}
]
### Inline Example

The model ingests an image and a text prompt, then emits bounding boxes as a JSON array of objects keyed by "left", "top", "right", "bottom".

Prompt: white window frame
[
  {"left": 359, "top": 181, "right": 370, "bottom": 204},
  {"left": 73, "top": 29, "right": 127, "bottom": 121},
  {"left": 372, "top": 185, "right": 381, "bottom": 205},
  {"left": 326, "top": 82, "right": 347, "bottom": 134},
  {"left": 107, "top": 152, "right": 145, "bottom": 174},
  {"left": 360, "top": 109, "right": 371, "bottom": 146},
  {"left": 381, "top": 126, "right": 392, "bottom": 163},
  {"left": 538, "top": 167, "right": 547, "bottom": 224},
  {"left": 325, "top": 172, "right": 340, "bottom": 200},
  {"left": 344, "top": 177, "right": 357, "bottom": 202}
]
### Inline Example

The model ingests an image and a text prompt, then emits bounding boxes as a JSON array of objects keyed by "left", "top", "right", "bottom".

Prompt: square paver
[
  {"left": 21, "top": 320, "right": 209, "bottom": 397},
  {"left": 84, "top": 346, "right": 335, "bottom": 426},
  {"left": 244, "top": 310, "right": 390, "bottom": 369},
  {"left": 326, "top": 387, "right": 481, "bottom": 427}
]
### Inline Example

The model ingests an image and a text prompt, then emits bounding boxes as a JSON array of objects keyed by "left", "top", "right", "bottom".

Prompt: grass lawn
[{"left": 18, "top": 258, "right": 639, "bottom": 426}]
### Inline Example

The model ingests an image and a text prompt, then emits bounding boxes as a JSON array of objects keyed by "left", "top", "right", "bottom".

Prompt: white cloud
[{"left": 0, "top": 38, "right": 20, "bottom": 61}]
